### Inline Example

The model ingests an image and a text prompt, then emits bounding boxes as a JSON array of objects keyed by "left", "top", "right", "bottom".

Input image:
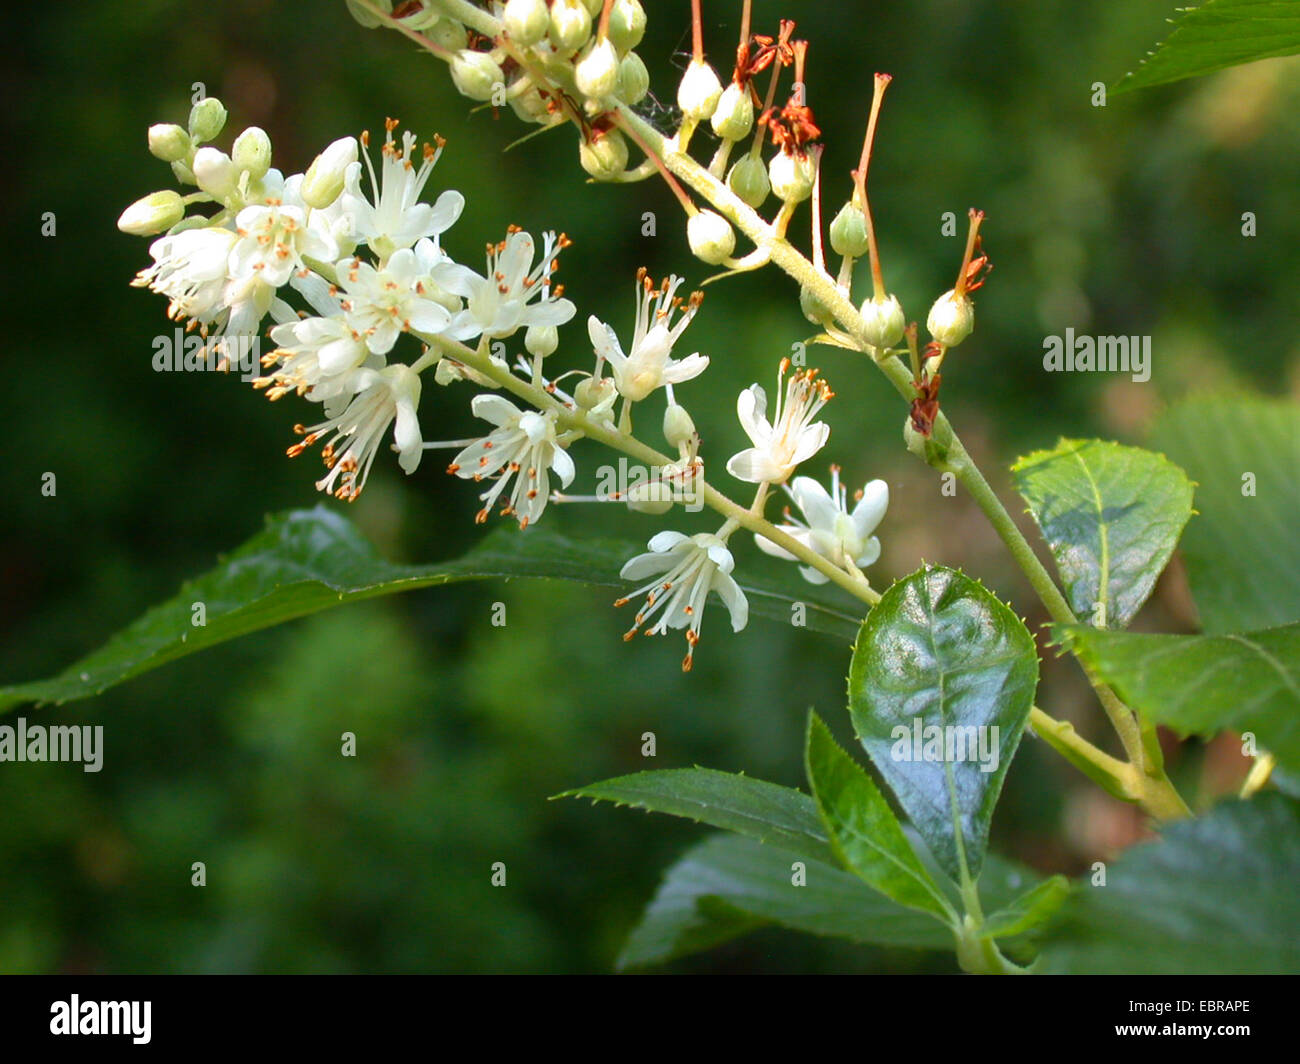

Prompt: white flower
[
  {"left": 288, "top": 363, "right": 423, "bottom": 500},
  {"left": 335, "top": 246, "right": 457, "bottom": 354},
  {"left": 726, "top": 361, "right": 832, "bottom": 484},
  {"left": 446, "top": 394, "right": 575, "bottom": 528},
  {"left": 757, "top": 471, "right": 889, "bottom": 584},
  {"left": 133, "top": 227, "right": 238, "bottom": 324},
  {"left": 615, "top": 531, "right": 749, "bottom": 671},
  {"left": 231, "top": 194, "right": 337, "bottom": 290},
  {"left": 258, "top": 312, "right": 370, "bottom": 406},
  {"left": 446, "top": 229, "right": 576, "bottom": 341},
  {"left": 587, "top": 271, "right": 708, "bottom": 402},
  {"left": 341, "top": 121, "right": 465, "bottom": 259}
]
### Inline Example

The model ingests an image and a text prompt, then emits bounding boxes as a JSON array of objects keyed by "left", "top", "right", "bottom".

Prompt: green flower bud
[
  {"left": 800, "top": 284, "right": 834, "bottom": 326},
  {"left": 727, "top": 154, "right": 769, "bottom": 208},
  {"left": 187, "top": 97, "right": 227, "bottom": 144},
  {"left": 579, "top": 130, "right": 629, "bottom": 181},
  {"left": 607, "top": 0, "right": 646, "bottom": 52},
  {"left": 548, "top": 0, "right": 592, "bottom": 54},
  {"left": 428, "top": 17, "right": 469, "bottom": 51},
  {"left": 580, "top": 0, "right": 603, "bottom": 15},
  {"left": 626, "top": 481, "right": 674, "bottom": 515},
  {"left": 301, "top": 136, "right": 359, "bottom": 209},
  {"left": 616, "top": 52, "right": 650, "bottom": 105},
  {"left": 345, "top": 0, "right": 391, "bottom": 28},
  {"left": 508, "top": 80, "right": 554, "bottom": 124},
  {"left": 525, "top": 324, "right": 559, "bottom": 358},
  {"left": 926, "top": 289, "right": 974, "bottom": 347},
  {"left": 768, "top": 151, "right": 815, "bottom": 203},
  {"left": 687, "top": 210, "right": 736, "bottom": 265},
  {"left": 860, "top": 293, "right": 906, "bottom": 349},
  {"left": 503, "top": 0, "right": 549, "bottom": 46},
  {"left": 117, "top": 190, "right": 186, "bottom": 236},
  {"left": 450, "top": 50, "right": 504, "bottom": 102},
  {"left": 677, "top": 59, "right": 723, "bottom": 121},
  {"left": 148, "top": 123, "right": 191, "bottom": 163},
  {"left": 231, "top": 126, "right": 272, "bottom": 180},
  {"left": 575, "top": 375, "right": 616, "bottom": 411},
  {"left": 191, "top": 146, "right": 238, "bottom": 199},
  {"left": 575, "top": 37, "right": 619, "bottom": 100},
  {"left": 710, "top": 81, "right": 754, "bottom": 141},
  {"left": 171, "top": 159, "right": 196, "bottom": 186},
  {"left": 663, "top": 404, "right": 696, "bottom": 448},
  {"left": 829, "top": 201, "right": 870, "bottom": 258}
]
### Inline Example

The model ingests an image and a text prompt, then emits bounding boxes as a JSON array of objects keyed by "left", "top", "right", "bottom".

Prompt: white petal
[
  {"left": 798, "top": 565, "right": 831, "bottom": 585},
  {"left": 550, "top": 444, "right": 575, "bottom": 488},
  {"left": 791, "top": 477, "right": 838, "bottom": 531},
  {"left": 647, "top": 529, "right": 689, "bottom": 553},
  {"left": 790, "top": 422, "right": 830, "bottom": 466},
  {"left": 855, "top": 536, "right": 881, "bottom": 569},
  {"left": 735, "top": 384, "right": 770, "bottom": 443},
  {"left": 470, "top": 393, "right": 522, "bottom": 426},
  {"left": 726, "top": 448, "right": 783, "bottom": 484},
  {"left": 852, "top": 479, "right": 890, "bottom": 539},
  {"left": 712, "top": 573, "right": 749, "bottom": 631}
]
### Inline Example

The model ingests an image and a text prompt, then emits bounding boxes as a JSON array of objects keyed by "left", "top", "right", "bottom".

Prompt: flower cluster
[{"left": 121, "top": 0, "right": 909, "bottom": 671}]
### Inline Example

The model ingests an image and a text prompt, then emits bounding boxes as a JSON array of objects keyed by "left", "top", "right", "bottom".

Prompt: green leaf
[
  {"left": 1060, "top": 621, "right": 1300, "bottom": 772},
  {"left": 982, "top": 875, "right": 1070, "bottom": 940},
  {"left": 1114, "top": 0, "right": 1300, "bottom": 94},
  {"left": 558, "top": 768, "right": 833, "bottom": 862},
  {"left": 1151, "top": 395, "right": 1300, "bottom": 634},
  {"left": 618, "top": 833, "right": 955, "bottom": 969},
  {"left": 1011, "top": 438, "right": 1193, "bottom": 629},
  {"left": 804, "top": 713, "right": 955, "bottom": 923},
  {"left": 0, "top": 507, "right": 862, "bottom": 714},
  {"left": 848, "top": 566, "right": 1039, "bottom": 883},
  {"left": 1043, "top": 794, "right": 1300, "bottom": 973}
]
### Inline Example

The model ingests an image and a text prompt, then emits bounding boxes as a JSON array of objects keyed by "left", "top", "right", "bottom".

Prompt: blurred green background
[{"left": 2, "top": 0, "right": 1296, "bottom": 973}]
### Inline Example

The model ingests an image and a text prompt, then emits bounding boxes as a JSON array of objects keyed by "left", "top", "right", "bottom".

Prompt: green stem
[
  {"left": 417, "top": 332, "right": 881, "bottom": 607},
  {"left": 611, "top": 105, "right": 1193, "bottom": 819}
]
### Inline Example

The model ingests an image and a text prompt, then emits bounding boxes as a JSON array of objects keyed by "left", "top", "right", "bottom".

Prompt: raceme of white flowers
[{"left": 120, "top": 95, "right": 889, "bottom": 670}]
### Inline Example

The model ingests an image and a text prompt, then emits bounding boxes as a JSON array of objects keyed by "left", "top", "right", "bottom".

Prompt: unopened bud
[
  {"left": 677, "top": 60, "right": 723, "bottom": 122},
  {"left": 148, "top": 123, "right": 191, "bottom": 162},
  {"left": 663, "top": 404, "right": 696, "bottom": 448},
  {"left": 509, "top": 80, "right": 553, "bottom": 124},
  {"left": 192, "top": 147, "right": 238, "bottom": 199},
  {"left": 231, "top": 126, "right": 272, "bottom": 180},
  {"left": 117, "top": 190, "right": 186, "bottom": 236},
  {"left": 687, "top": 210, "right": 736, "bottom": 265},
  {"left": 860, "top": 293, "right": 906, "bottom": 349},
  {"left": 800, "top": 285, "right": 834, "bottom": 326},
  {"left": 301, "top": 136, "right": 359, "bottom": 209},
  {"left": 626, "top": 481, "right": 675, "bottom": 515},
  {"left": 525, "top": 324, "right": 559, "bottom": 358},
  {"left": 503, "top": 0, "right": 550, "bottom": 46},
  {"left": 711, "top": 82, "right": 754, "bottom": 141},
  {"left": 829, "top": 202, "right": 870, "bottom": 258},
  {"left": 608, "top": 55, "right": 646, "bottom": 108},
  {"left": 450, "top": 50, "right": 504, "bottom": 102},
  {"left": 926, "top": 289, "right": 974, "bottom": 347},
  {"left": 727, "top": 154, "right": 769, "bottom": 208},
  {"left": 428, "top": 17, "right": 469, "bottom": 52},
  {"left": 548, "top": 0, "right": 592, "bottom": 54},
  {"left": 579, "top": 130, "right": 629, "bottom": 180},
  {"left": 768, "top": 151, "right": 815, "bottom": 203},
  {"left": 187, "top": 97, "right": 227, "bottom": 144},
  {"left": 608, "top": 0, "right": 646, "bottom": 51},
  {"left": 575, "top": 37, "right": 619, "bottom": 100},
  {"left": 575, "top": 375, "right": 616, "bottom": 411}
]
